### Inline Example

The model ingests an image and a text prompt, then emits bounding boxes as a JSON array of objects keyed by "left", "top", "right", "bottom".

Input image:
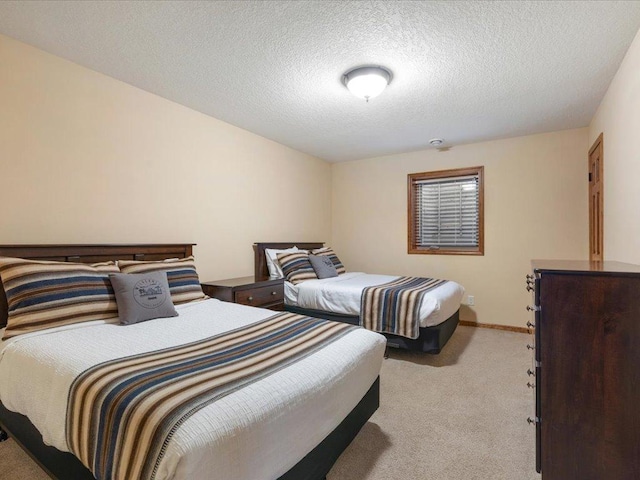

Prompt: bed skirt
[
  {"left": 285, "top": 305, "right": 460, "bottom": 354},
  {"left": 0, "top": 377, "right": 380, "bottom": 480}
]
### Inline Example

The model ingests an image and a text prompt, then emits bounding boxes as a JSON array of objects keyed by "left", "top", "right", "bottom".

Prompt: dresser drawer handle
[
  {"left": 527, "top": 417, "right": 539, "bottom": 425},
  {"left": 527, "top": 382, "right": 535, "bottom": 389},
  {"left": 526, "top": 321, "right": 534, "bottom": 329},
  {"left": 526, "top": 305, "right": 540, "bottom": 312},
  {"left": 247, "top": 296, "right": 253, "bottom": 302},
  {"left": 527, "top": 344, "right": 535, "bottom": 350},
  {"left": 527, "top": 369, "right": 535, "bottom": 377},
  {"left": 271, "top": 291, "right": 277, "bottom": 296}
]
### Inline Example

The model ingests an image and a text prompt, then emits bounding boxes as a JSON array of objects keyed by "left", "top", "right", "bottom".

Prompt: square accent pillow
[
  {"left": 277, "top": 252, "right": 318, "bottom": 285},
  {"left": 0, "top": 257, "right": 119, "bottom": 339},
  {"left": 118, "top": 256, "right": 207, "bottom": 305},
  {"left": 309, "top": 254, "right": 338, "bottom": 279},
  {"left": 311, "top": 247, "right": 346, "bottom": 275},
  {"left": 265, "top": 246, "right": 299, "bottom": 279},
  {"left": 110, "top": 272, "right": 178, "bottom": 325}
]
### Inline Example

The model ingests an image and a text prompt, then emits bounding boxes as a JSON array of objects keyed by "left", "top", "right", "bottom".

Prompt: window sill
[{"left": 408, "top": 247, "right": 484, "bottom": 256}]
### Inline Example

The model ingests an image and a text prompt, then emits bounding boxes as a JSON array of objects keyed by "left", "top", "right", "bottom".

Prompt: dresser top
[{"left": 532, "top": 260, "right": 640, "bottom": 276}]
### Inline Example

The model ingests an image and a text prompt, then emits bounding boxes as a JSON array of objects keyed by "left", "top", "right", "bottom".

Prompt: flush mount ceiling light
[
  {"left": 429, "top": 138, "right": 444, "bottom": 146},
  {"left": 342, "top": 66, "right": 393, "bottom": 102}
]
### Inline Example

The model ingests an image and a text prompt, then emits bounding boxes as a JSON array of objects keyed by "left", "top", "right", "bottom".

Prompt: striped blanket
[
  {"left": 360, "top": 276, "right": 448, "bottom": 339},
  {"left": 66, "top": 312, "right": 355, "bottom": 480}
]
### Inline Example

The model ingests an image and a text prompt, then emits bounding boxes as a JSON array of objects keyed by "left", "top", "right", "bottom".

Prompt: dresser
[
  {"left": 527, "top": 260, "right": 640, "bottom": 479},
  {"left": 201, "top": 276, "right": 284, "bottom": 310}
]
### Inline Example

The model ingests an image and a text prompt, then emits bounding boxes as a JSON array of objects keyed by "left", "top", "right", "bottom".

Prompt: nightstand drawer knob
[
  {"left": 271, "top": 291, "right": 277, "bottom": 296},
  {"left": 247, "top": 296, "right": 253, "bottom": 302}
]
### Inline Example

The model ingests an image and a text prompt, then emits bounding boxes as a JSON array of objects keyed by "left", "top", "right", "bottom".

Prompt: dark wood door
[{"left": 589, "top": 134, "right": 603, "bottom": 261}]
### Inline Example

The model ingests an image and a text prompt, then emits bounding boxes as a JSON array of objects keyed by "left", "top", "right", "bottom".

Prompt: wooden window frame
[{"left": 407, "top": 166, "right": 484, "bottom": 255}]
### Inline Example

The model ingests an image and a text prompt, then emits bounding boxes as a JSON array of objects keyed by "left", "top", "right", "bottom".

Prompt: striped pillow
[
  {"left": 117, "top": 256, "right": 206, "bottom": 305},
  {"left": 0, "top": 258, "right": 120, "bottom": 340},
  {"left": 277, "top": 252, "right": 318, "bottom": 285},
  {"left": 311, "top": 247, "right": 346, "bottom": 275}
]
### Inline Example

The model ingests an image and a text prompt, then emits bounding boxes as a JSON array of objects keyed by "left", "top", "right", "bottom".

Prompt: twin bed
[
  {"left": 0, "top": 244, "right": 385, "bottom": 480},
  {"left": 254, "top": 242, "right": 464, "bottom": 354}
]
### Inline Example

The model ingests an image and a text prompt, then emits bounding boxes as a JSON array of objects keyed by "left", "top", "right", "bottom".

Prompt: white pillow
[{"left": 265, "top": 247, "right": 298, "bottom": 279}]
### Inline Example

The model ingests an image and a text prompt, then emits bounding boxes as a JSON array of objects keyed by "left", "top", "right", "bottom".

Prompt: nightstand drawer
[
  {"left": 235, "top": 284, "right": 284, "bottom": 307},
  {"left": 201, "top": 276, "right": 284, "bottom": 310}
]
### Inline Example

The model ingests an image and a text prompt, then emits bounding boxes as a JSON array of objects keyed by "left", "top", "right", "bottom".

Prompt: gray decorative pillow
[
  {"left": 110, "top": 272, "right": 178, "bottom": 325},
  {"left": 311, "top": 247, "right": 346, "bottom": 275},
  {"left": 309, "top": 254, "right": 339, "bottom": 279}
]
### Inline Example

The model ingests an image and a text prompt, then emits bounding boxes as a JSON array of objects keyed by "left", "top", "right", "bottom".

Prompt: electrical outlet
[{"left": 467, "top": 295, "right": 475, "bottom": 306}]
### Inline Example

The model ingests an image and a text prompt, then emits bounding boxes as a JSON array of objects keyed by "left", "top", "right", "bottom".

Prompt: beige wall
[
  {"left": 589, "top": 28, "right": 640, "bottom": 265},
  {"left": 331, "top": 129, "right": 589, "bottom": 327},
  {"left": 0, "top": 34, "right": 331, "bottom": 281},
  {"left": 0, "top": 33, "right": 598, "bottom": 329}
]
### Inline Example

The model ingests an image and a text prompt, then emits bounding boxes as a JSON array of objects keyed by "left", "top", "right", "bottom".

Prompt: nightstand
[{"left": 201, "top": 276, "right": 284, "bottom": 310}]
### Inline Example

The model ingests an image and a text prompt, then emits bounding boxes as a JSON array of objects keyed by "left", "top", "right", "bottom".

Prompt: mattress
[
  {"left": 0, "top": 299, "right": 386, "bottom": 480},
  {"left": 285, "top": 272, "right": 465, "bottom": 328}
]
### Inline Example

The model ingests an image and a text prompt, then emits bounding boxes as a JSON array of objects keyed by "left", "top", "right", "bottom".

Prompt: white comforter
[
  {"left": 286, "top": 272, "right": 465, "bottom": 328},
  {"left": 0, "top": 299, "right": 385, "bottom": 480}
]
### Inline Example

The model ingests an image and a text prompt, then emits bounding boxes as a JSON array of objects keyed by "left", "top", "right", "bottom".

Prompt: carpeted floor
[
  {"left": 328, "top": 326, "right": 538, "bottom": 480},
  {"left": 0, "top": 326, "right": 538, "bottom": 480}
]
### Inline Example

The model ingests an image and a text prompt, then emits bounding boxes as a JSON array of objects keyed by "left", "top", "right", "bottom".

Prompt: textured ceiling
[{"left": 1, "top": 1, "right": 640, "bottom": 162}]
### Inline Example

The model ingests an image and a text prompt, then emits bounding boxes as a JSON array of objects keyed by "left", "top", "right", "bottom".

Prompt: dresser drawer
[{"left": 235, "top": 283, "right": 284, "bottom": 307}]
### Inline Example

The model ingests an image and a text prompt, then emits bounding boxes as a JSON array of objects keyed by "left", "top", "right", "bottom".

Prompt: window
[{"left": 408, "top": 166, "right": 484, "bottom": 255}]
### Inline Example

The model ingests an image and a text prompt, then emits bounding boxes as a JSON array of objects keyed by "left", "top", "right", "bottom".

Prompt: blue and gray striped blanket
[
  {"left": 360, "top": 276, "right": 447, "bottom": 339},
  {"left": 66, "top": 312, "right": 355, "bottom": 480}
]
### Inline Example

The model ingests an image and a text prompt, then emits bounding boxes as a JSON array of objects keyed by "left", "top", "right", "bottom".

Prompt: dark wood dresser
[
  {"left": 528, "top": 260, "right": 640, "bottom": 479},
  {"left": 201, "top": 276, "right": 284, "bottom": 310}
]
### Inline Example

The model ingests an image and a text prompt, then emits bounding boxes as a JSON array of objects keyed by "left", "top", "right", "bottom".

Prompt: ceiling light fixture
[
  {"left": 342, "top": 66, "right": 393, "bottom": 102},
  {"left": 429, "top": 138, "right": 444, "bottom": 146}
]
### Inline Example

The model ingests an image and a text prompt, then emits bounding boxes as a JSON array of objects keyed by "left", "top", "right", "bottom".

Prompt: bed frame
[
  {"left": 254, "top": 242, "right": 460, "bottom": 354},
  {"left": 0, "top": 244, "right": 379, "bottom": 480}
]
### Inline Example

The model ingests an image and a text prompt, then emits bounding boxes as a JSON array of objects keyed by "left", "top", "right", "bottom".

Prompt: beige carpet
[
  {"left": 329, "top": 326, "right": 538, "bottom": 480},
  {"left": 0, "top": 326, "right": 538, "bottom": 480}
]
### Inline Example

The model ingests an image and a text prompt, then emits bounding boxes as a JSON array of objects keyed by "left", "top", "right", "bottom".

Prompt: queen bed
[
  {"left": 254, "top": 242, "right": 464, "bottom": 354},
  {"left": 0, "top": 244, "right": 385, "bottom": 480}
]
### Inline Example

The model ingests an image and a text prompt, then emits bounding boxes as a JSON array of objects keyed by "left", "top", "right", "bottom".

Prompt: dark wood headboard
[
  {"left": 0, "top": 244, "right": 194, "bottom": 329},
  {"left": 253, "top": 242, "right": 324, "bottom": 281}
]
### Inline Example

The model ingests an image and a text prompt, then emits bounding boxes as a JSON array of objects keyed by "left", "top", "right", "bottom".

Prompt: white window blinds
[{"left": 413, "top": 174, "right": 480, "bottom": 248}]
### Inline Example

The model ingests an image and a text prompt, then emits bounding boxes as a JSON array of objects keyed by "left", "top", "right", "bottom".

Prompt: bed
[
  {"left": 254, "top": 242, "right": 463, "bottom": 354},
  {"left": 0, "top": 244, "right": 385, "bottom": 480}
]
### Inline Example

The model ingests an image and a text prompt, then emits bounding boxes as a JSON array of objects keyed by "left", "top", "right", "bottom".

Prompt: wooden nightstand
[{"left": 201, "top": 276, "right": 284, "bottom": 310}]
